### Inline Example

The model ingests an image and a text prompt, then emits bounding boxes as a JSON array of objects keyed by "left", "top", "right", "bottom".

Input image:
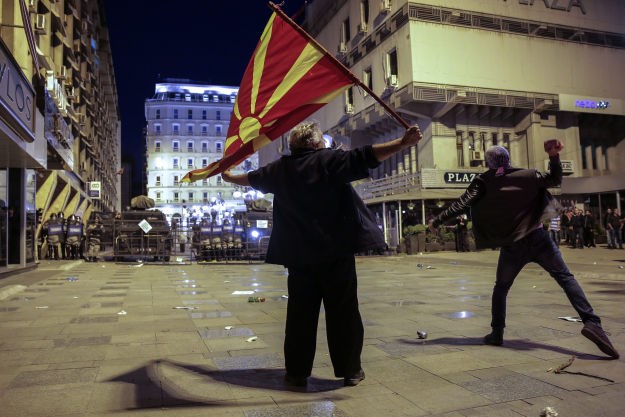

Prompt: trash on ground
[
  {"left": 618, "top": 266, "right": 624, "bottom": 269},
  {"left": 540, "top": 406, "right": 559, "bottom": 417},
  {"left": 232, "top": 290, "right": 254, "bottom": 295},
  {"left": 66, "top": 276, "right": 78, "bottom": 282},
  {"left": 224, "top": 280, "right": 231, "bottom": 283},
  {"left": 173, "top": 306, "right": 197, "bottom": 310},
  {"left": 248, "top": 297, "right": 266, "bottom": 302},
  {"left": 281, "top": 295, "right": 289, "bottom": 299},
  {"left": 245, "top": 336, "right": 258, "bottom": 342},
  {"left": 532, "top": 285, "right": 537, "bottom": 288},
  {"left": 224, "top": 326, "right": 234, "bottom": 330},
  {"left": 558, "top": 316, "right": 582, "bottom": 322},
  {"left": 73, "top": 296, "right": 79, "bottom": 299},
  {"left": 35, "top": 306, "right": 49, "bottom": 309},
  {"left": 417, "top": 330, "right": 428, "bottom": 339},
  {"left": 450, "top": 261, "right": 458, "bottom": 265},
  {"left": 117, "top": 310, "right": 127, "bottom": 315},
  {"left": 133, "top": 263, "right": 143, "bottom": 268},
  {"left": 547, "top": 356, "right": 575, "bottom": 373}
]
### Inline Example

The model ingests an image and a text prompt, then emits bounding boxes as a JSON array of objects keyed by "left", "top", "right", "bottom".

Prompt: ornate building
[
  {"left": 0, "top": 0, "right": 120, "bottom": 273},
  {"left": 144, "top": 79, "right": 259, "bottom": 225}
]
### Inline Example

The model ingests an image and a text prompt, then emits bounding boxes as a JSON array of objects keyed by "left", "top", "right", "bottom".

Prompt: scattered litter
[
  {"left": 281, "top": 295, "right": 289, "bottom": 299},
  {"left": 426, "top": 265, "right": 434, "bottom": 269},
  {"left": 418, "top": 252, "right": 423, "bottom": 255},
  {"left": 245, "top": 336, "right": 258, "bottom": 342},
  {"left": 593, "top": 262, "right": 597, "bottom": 265},
  {"left": 117, "top": 310, "right": 127, "bottom": 315},
  {"left": 232, "top": 290, "right": 254, "bottom": 295},
  {"left": 540, "top": 406, "right": 559, "bottom": 417},
  {"left": 547, "top": 356, "right": 575, "bottom": 373},
  {"left": 66, "top": 276, "right": 78, "bottom": 282},
  {"left": 101, "top": 265, "right": 106, "bottom": 268},
  {"left": 224, "top": 326, "right": 234, "bottom": 330},
  {"left": 618, "top": 266, "right": 624, "bottom": 269},
  {"left": 176, "top": 257, "right": 184, "bottom": 263},
  {"left": 35, "top": 306, "right": 49, "bottom": 309},
  {"left": 450, "top": 261, "right": 458, "bottom": 265},
  {"left": 224, "top": 280, "right": 231, "bottom": 283},
  {"left": 558, "top": 316, "right": 582, "bottom": 322},
  {"left": 532, "top": 285, "right": 537, "bottom": 288},
  {"left": 133, "top": 263, "right": 144, "bottom": 268},
  {"left": 248, "top": 297, "right": 266, "bottom": 302},
  {"left": 417, "top": 330, "right": 428, "bottom": 340},
  {"left": 173, "top": 306, "right": 198, "bottom": 310},
  {"left": 417, "top": 264, "right": 434, "bottom": 269}
]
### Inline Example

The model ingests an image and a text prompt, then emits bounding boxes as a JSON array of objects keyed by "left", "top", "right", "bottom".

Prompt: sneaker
[
  {"left": 581, "top": 322, "right": 620, "bottom": 359},
  {"left": 284, "top": 374, "right": 307, "bottom": 387},
  {"left": 344, "top": 368, "right": 365, "bottom": 386},
  {"left": 483, "top": 332, "right": 503, "bottom": 346}
]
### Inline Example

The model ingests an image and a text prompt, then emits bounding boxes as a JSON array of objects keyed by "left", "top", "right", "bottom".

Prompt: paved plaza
[{"left": 0, "top": 247, "right": 623, "bottom": 417}]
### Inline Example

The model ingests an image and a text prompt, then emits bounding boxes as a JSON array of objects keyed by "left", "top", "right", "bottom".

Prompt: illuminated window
[
  {"left": 173, "top": 159, "right": 179, "bottom": 169},
  {"left": 363, "top": 67, "right": 372, "bottom": 95},
  {"left": 154, "top": 141, "right": 161, "bottom": 152}
]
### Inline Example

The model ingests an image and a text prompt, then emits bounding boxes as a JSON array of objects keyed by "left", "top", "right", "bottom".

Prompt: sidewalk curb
[{"left": 0, "top": 285, "right": 28, "bottom": 301}]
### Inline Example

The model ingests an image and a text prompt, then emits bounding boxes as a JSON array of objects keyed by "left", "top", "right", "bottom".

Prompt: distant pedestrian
[
  {"left": 548, "top": 215, "right": 560, "bottom": 247},
  {"left": 583, "top": 210, "right": 596, "bottom": 248},
  {"left": 430, "top": 140, "right": 619, "bottom": 359}
]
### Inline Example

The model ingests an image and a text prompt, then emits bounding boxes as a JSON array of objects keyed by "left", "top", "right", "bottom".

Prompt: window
[
  {"left": 503, "top": 133, "right": 510, "bottom": 149},
  {"left": 188, "top": 192, "right": 194, "bottom": 202},
  {"left": 156, "top": 192, "right": 161, "bottom": 201},
  {"left": 216, "top": 175, "right": 222, "bottom": 185},
  {"left": 155, "top": 109, "right": 160, "bottom": 119},
  {"left": 155, "top": 175, "right": 161, "bottom": 186},
  {"left": 344, "top": 87, "right": 354, "bottom": 114},
  {"left": 216, "top": 126, "right": 222, "bottom": 136},
  {"left": 187, "top": 109, "right": 192, "bottom": 119},
  {"left": 213, "top": 94, "right": 219, "bottom": 102},
  {"left": 184, "top": 93, "right": 191, "bottom": 102},
  {"left": 201, "top": 141, "right": 208, "bottom": 152},
  {"left": 154, "top": 141, "right": 161, "bottom": 152},
  {"left": 203, "top": 192, "right": 208, "bottom": 202},
  {"left": 187, "top": 141, "right": 194, "bottom": 152},
  {"left": 173, "top": 158, "right": 179, "bottom": 169},
  {"left": 216, "top": 142, "right": 223, "bottom": 152},
  {"left": 187, "top": 125, "right": 193, "bottom": 135},
  {"left": 172, "top": 140, "right": 180, "bottom": 152},
  {"left": 172, "top": 124, "right": 180, "bottom": 135},
  {"left": 173, "top": 109, "right": 179, "bottom": 119},
  {"left": 201, "top": 158, "right": 208, "bottom": 167},
  {"left": 456, "top": 131, "right": 464, "bottom": 168},
  {"left": 202, "top": 179, "right": 208, "bottom": 186},
  {"left": 216, "top": 110, "right": 221, "bottom": 120},
  {"left": 359, "top": 0, "right": 369, "bottom": 33},
  {"left": 202, "top": 110, "right": 207, "bottom": 120},
  {"left": 202, "top": 94, "right": 209, "bottom": 102},
  {"left": 173, "top": 192, "right": 179, "bottom": 202},
  {"left": 201, "top": 125, "right": 208, "bottom": 136},
  {"left": 386, "top": 49, "right": 398, "bottom": 85},
  {"left": 341, "top": 17, "right": 351, "bottom": 43},
  {"left": 173, "top": 174, "right": 179, "bottom": 185},
  {"left": 154, "top": 124, "right": 161, "bottom": 135},
  {"left": 187, "top": 158, "right": 194, "bottom": 168},
  {"left": 363, "top": 68, "right": 372, "bottom": 95}
]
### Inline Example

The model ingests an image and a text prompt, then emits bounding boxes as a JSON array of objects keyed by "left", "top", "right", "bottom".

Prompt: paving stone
[
  {"left": 459, "top": 372, "right": 566, "bottom": 402},
  {"left": 244, "top": 401, "right": 349, "bottom": 417},
  {"left": 9, "top": 367, "right": 98, "bottom": 388}
]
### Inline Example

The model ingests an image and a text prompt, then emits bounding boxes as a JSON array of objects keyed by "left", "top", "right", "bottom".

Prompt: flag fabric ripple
[{"left": 182, "top": 10, "right": 354, "bottom": 182}]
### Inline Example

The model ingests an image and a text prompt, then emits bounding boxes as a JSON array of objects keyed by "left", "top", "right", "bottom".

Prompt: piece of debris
[
  {"left": 547, "top": 356, "right": 575, "bottom": 373},
  {"left": 246, "top": 336, "right": 258, "bottom": 342},
  {"left": 35, "top": 306, "right": 49, "bottom": 309},
  {"left": 173, "top": 306, "right": 197, "bottom": 310},
  {"left": 224, "top": 326, "right": 234, "bottom": 330},
  {"left": 417, "top": 330, "right": 428, "bottom": 339},
  {"left": 540, "top": 406, "right": 559, "bottom": 417},
  {"left": 248, "top": 297, "right": 266, "bottom": 302},
  {"left": 232, "top": 290, "right": 254, "bottom": 295},
  {"left": 281, "top": 295, "right": 289, "bottom": 299},
  {"left": 558, "top": 316, "right": 582, "bottom": 322},
  {"left": 117, "top": 310, "right": 127, "bottom": 315}
]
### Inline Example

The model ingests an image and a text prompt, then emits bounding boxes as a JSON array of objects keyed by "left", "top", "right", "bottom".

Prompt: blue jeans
[{"left": 492, "top": 228, "right": 600, "bottom": 329}]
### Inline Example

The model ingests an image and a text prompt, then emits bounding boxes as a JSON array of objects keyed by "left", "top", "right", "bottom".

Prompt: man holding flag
[{"left": 222, "top": 122, "right": 421, "bottom": 387}]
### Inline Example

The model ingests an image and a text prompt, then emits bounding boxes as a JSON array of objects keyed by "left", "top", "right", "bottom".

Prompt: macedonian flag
[{"left": 181, "top": 5, "right": 355, "bottom": 182}]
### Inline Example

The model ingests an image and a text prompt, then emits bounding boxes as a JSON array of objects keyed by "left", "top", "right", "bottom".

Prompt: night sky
[{"left": 103, "top": 0, "right": 306, "bottom": 195}]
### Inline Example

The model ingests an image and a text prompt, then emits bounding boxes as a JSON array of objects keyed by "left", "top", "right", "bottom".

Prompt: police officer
[
  {"left": 76, "top": 216, "right": 86, "bottom": 260},
  {"left": 221, "top": 218, "right": 234, "bottom": 260},
  {"left": 36, "top": 209, "right": 44, "bottom": 261},
  {"left": 233, "top": 219, "right": 245, "bottom": 260},
  {"left": 57, "top": 212, "right": 67, "bottom": 259},
  {"left": 198, "top": 218, "right": 212, "bottom": 261},
  {"left": 65, "top": 215, "right": 83, "bottom": 260},
  {"left": 86, "top": 216, "right": 104, "bottom": 262},
  {"left": 210, "top": 218, "right": 223, "bottom": 261},
  {"left": 45, "top": 213, "right": 63, "bottom": 260}
]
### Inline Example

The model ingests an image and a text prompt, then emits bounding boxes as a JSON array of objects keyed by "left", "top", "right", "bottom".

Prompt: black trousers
[{"left": 285, "top": 256, "right": 364, "bottom": 378}]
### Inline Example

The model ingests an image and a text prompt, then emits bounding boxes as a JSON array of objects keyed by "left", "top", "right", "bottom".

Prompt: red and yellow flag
[{"left": 182, "top": 8, "right": 354, "bottom": 182}]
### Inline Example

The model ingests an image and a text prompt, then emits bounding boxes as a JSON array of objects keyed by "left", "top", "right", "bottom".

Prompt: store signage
[
  {"left": 88, "top": 181, "right": 101, "bottom": 199},
  {"left": 0, "top": 42, "right": 35, "bottom": 141},
  {"left": 444, "top": 172, "right": 477, "bottom": 184},
  {"left": 559, "top": 94, "right": 624, "bottom": 116},
  {"left": 574, "top": 99, "right": 609, "bottom": 110},
  {"left": 508, "top": 0, "right": 586, "bottom": 14}
]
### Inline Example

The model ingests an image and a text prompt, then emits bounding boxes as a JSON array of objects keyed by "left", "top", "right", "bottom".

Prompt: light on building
[{"left": 154, "top": 157, "right": 164, "bottom": 169}]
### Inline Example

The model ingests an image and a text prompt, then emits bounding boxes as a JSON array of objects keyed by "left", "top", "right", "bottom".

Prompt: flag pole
[{"left": 268, "top": 2, "right": 410, "bottom": 129}]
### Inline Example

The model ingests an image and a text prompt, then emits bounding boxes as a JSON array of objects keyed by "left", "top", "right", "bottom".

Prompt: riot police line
[{"left": 38, "top": 212, "right": 105, "bottom": 262}]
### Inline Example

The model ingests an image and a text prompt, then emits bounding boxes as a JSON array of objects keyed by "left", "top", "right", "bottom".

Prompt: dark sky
[{"left": 103, "top": 0, "right": 306, "bottom": 193}]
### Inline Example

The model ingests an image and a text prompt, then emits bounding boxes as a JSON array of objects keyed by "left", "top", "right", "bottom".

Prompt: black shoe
[
  {"left": 284, "top": 374, "right": 307, "bottom": 387},
  {"left": 483, "top": 331, "right": 503, "bottom": 346},
  {"left": 581, "top": 322, "right": 620, "bottom": 359},
  {"left": 344, "top": 368, "right": 365, "bottom": 386}
]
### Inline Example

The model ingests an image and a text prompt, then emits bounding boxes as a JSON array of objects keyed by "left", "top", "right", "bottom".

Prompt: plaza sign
[
  {"left": 0, "top": 41, "right": 35, "bottom": 141},
  {"left": 506, "top": 0, "right": 586, "bottom": 14}
]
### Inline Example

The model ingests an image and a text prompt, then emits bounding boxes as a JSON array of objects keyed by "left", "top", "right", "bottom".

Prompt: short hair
[
  {"left": 288, "top": 121, "right": 324, "bottom": 154},
  {"left": 485, "top": 146, "right": 511, "bottom": 170}
]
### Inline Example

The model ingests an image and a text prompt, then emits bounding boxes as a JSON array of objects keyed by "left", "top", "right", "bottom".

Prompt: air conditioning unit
[
  {"left": 338, "top": 42, "right": 347, "bottom": 54},
  {"left": 345, "top": 103, "right": 354, "bottom": 114},
  {"left": 471, "top": 151, "right": 484, "bottom": 161},
  {"left": 35, "top": 14, "right": 46, "bottom": 32},
  {"left": 387, "top": 74, "right": 398, "bottom": 87},
  {"left": 358, "top": 22, "right": 368, "bottom": 34},
  {"left": 381, "top": 0, "right": 392, "bottom": 13}
]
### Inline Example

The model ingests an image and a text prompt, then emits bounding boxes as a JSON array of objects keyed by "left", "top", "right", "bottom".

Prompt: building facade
[
  {"left": 290, "top": 0, "right": 625, "bottom": 247},
  {"left": 0, "top": 0, "right": 121, "bottom": 274},
  {"left": 144, "top": 79, "right": 260, "bottom": 226}
]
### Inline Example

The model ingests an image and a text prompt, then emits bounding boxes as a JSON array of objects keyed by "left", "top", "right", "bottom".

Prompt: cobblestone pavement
[{"left": 0, "top": 247, "right": 623, "bottom": 416}]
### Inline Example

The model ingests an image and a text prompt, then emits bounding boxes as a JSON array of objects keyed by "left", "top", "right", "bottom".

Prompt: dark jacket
[
  {"left": 434, "top": 155, "right": 562, "bottom": 249},
  {"left": 248, "top": 146, "right": 385, "bottom": 267}
]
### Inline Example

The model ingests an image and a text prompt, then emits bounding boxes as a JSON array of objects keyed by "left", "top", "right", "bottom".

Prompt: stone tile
[
  {"left": 459, "top": 372, "right": 566, "bottom": 402},
  {"left": 244, "top": 401, "right": 349, "bottom": 417},
  {"left": 9, "top": 367, "right": 98, "bottom": 388},
  {"left": 213, "top": 353, "right": 284, "bottom": 370}
]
